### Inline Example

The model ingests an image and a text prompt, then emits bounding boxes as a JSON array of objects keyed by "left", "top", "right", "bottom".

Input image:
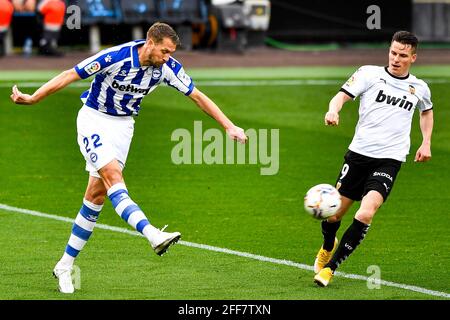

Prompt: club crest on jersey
[
  {"left": 375, "top": 90, "right": 414, "bottom": 111},
  {"left": 409, "top": 85, "right": 416, "bottom": 95},
  {"left": 85, "top": 61, "right": 101, "bottom": 75},
  {"left": 152, "top": 68, "right": 162, "bottom": 79}
]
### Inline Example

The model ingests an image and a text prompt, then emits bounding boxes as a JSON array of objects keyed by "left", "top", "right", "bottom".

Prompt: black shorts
[{"left": 335, "top": 150, "right": 402, "bottom": 202}]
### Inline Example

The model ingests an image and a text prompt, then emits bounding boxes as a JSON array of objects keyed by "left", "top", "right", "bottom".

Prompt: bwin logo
[
  {"left": 112, "top": 80, "right": 150, "bottom": 95},
  {"left": 375, "top": 90, "right": 414, "bottom": 111}
]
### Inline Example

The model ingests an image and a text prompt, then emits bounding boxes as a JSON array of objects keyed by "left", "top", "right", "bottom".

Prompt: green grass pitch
[{"left": 0, "top": 66, "right": 449, "bottom": 300}]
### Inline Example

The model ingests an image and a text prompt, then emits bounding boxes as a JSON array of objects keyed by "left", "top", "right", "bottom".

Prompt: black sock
[
  {"left": 321, "top": 220, "right": 341, "bottom": 251},
  {"left": 326, "top": 218, "right": 370, "bottom": 271}
]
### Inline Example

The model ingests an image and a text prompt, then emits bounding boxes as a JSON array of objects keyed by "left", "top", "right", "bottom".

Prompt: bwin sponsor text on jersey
[{"left": 375, "top": 90, "right": 414, "bottom": 111}]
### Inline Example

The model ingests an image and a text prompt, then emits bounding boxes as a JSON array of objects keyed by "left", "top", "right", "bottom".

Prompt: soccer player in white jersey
[
  {"left": 10, "top": 22, "right": 248, "bottom": 293},
  {"left": 313, "top": 31, "right": 434, "bottom": 287}
]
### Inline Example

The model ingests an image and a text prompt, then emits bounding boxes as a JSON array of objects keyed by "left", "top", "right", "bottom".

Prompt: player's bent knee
[
  {"left": 101, "top": 169, "right": 123, "bottom": 184},
  {"left": 355, "top": 208, "right": 377, "bottom": 224},
  {"left": 85, "top": 192, "right": 106, "bottom": 205},
  {"left": 91, "top": 194, "right": 106, "bottom": 205},
  {"left": 90, "top": 187, "right": 107, "bottom": 204},
  {"left": 327, "top": 196, "right": 353, "bottom": 222},
  {"left": 85, "top": 181, "right": 107, "bottom": 205},
  {"left": 98, "top": 163, "right": 124, "bottom": 188},
  {"left": 362, "top": 190, "right": 384, "bottom": 210}
]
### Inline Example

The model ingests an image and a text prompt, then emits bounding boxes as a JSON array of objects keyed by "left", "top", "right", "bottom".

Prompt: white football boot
[
  {"left": 53, "top": 262, "right": 74, "bottom": 294},
  {"left": 151, "top": 225, "right": 181, "bottom": 256}
]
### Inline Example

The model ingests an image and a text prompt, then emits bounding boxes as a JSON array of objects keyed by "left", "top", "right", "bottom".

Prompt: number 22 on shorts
[{"left": 83, "top": 134, "right": 103, "bottom": 153}]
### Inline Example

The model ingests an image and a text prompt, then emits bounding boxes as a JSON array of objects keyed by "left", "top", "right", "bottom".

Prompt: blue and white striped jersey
[{"left": 74, "top": 40, "right": 195, "bottom": 116}]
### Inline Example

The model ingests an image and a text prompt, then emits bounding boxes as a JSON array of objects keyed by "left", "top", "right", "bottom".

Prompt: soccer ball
[{"left": 304, "top": 184, "right": 341, "bottom": 220}]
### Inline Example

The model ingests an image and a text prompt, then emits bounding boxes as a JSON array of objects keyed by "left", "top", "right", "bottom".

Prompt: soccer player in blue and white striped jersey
[{"left": 11, "top": 22, "right": 248, "bottom": 294}]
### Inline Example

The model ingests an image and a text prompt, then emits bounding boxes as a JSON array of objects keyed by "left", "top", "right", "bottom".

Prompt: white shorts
[{"left": 76, "top": 106, "right": 135, "bottom": 178}]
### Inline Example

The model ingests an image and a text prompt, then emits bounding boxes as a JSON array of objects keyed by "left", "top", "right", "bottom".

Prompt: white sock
[
  {"left": 107, "top": 183, "right": 158, "bottom": 244},
  {"left": 59, "top": 199, "right": 103, "bottom": 267}
]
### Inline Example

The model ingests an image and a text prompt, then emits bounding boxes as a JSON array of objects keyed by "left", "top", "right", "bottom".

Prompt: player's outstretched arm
[
  {"left": 414, "top": 109, "right": 433, "bottom": 162},
  {"left": 10, "top": 68, "right": 81, "bottom": 105},
  {"left": 188, "top": 87, "right": 247, "bottom": 144},
  {"left": 325, "top": 91, "right": 352, "bottom": 126}
]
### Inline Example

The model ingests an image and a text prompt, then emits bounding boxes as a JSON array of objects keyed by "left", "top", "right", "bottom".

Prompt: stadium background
[{"left": 0, "top": 0, "right": 449, "bottom": 303}]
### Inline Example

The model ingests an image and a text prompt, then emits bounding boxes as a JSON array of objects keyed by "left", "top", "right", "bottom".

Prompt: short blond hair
[{"left": 146, "top": 22, "right": 180, "bottom": 46}]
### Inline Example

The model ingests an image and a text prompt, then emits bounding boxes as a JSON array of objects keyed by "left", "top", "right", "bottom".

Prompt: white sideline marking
[
  {"left": 1, "top": 78, "right": 450, "bottom": 88},
  {"left": 1, "top": 203, "right": 449, "bottom": 299}
]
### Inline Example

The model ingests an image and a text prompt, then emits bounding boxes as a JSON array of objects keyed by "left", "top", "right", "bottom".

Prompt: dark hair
[
  {"left": 146, "top": 22, "right": 180, "bottom": 46},
  {"left": 392, "top": 31, "right": 418, "bottom": 53}
]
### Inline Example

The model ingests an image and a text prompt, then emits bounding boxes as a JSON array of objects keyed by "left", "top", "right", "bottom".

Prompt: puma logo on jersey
[
  {"left": 112, "top": 80, "right": 150, "bottom": 95},
  {"left": 375, "top": 90, "right": 414, "bottom": 111}
]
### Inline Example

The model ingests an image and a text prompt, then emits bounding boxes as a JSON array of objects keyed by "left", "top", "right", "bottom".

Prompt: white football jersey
[{"left": 340, "top": 65, "right": 432, "bottom": 162}]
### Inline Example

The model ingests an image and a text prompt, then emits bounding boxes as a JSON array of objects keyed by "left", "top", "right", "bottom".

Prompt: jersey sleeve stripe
[
  {"left": 339, "top": 87, "right": 356, "bottom": 99},
  {"left": 74, "top": 66, "right": 86, "bottom": 79},
  {"left": 76, "top": 42, "right": 137, "bottom": 69},
  {"left": 75, "top": 51, "right": 130, "bottom": 79},
  {"left": 163, "top": 78, "right": 189, "bottom": 94},
  {"left": 74, "top": 43, "right": 138, "bottom": 79},
  {"left": 185, "top": 83, "right": 194, "bottom": 96}
]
